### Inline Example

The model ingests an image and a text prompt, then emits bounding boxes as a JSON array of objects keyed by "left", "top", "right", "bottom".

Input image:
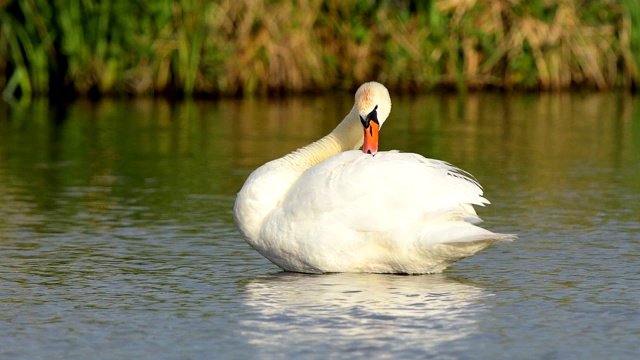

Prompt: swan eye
[
  {"left": 368, "top": 106, "right": 379, "bottom": 125},
  {"left": 360, "top": 105, "right": 379, "bottom": 128}
]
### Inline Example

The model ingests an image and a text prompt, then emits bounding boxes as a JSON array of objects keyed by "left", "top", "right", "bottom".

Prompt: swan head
[{"left": 355, "top": 82, "right": 391, "bottom": 155}]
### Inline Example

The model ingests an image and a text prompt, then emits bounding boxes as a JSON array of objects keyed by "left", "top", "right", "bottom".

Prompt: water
[{"left": 1, "top": 93, "right": 639, "bottom": 359}]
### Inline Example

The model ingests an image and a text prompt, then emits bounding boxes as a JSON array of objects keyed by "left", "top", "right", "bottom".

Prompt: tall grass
[
  {"left": 1, "top": 0, "right": 639, "bottom": 100},
  {"left": 621, "top": 0, "right": 640, "bottom": 87}
]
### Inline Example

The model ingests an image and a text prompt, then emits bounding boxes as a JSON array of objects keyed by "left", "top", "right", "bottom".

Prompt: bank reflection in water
[{"left": 240, "top": 273, "right": 490, "bottom": 355}]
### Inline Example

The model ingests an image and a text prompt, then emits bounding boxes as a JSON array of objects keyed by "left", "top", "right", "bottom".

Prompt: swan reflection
[{"left": 240, "top": 273, "right": 491, "bottom": 356}]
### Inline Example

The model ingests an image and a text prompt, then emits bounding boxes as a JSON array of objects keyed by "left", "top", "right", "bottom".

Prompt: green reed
[
  {"left": 621, "top": 0, "right": 640, "bottom": 86},
  {"left": 1, "top": 0, "right": 639, "bottom": 101}
]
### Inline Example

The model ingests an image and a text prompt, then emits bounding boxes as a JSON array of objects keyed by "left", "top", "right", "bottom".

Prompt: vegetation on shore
[{"left": 1, "top": 0, "right": 639, "bottom": 101}]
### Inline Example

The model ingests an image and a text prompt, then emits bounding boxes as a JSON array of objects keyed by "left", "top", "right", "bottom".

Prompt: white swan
[{"left": 234, "top": 82, "right": 514, "bottom": 274}]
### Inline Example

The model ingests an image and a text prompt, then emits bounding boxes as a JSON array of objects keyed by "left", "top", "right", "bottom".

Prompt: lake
[{"left": 1, "top": 92, "right": 639, "bottom": 359}]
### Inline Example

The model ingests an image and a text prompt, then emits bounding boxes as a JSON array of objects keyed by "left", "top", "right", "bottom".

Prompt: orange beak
[{"left": 362, "top": 121, "right": 379, "bottom": 155}]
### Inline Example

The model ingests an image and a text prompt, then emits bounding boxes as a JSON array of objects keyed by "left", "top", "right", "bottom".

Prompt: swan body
[{"left": 234, "top": 82, "right": 514, "bottom": 274}]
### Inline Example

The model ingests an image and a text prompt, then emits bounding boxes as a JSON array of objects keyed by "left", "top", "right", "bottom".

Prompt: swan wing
[{"left": 281, "top": 150, "right": 489, "bottom": 236}]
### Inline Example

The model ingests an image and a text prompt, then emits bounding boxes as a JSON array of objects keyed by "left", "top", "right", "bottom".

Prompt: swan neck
[
  {"left": 283, "top": 106, "right": 362, "bottom": 171},
  {"left": 234, "top": 106, "right": 362, "bottom": 242}
]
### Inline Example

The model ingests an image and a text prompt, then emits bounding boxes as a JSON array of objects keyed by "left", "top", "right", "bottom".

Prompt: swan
[{"left": 234, "top": 82, "right": 514, "bottom": 274}]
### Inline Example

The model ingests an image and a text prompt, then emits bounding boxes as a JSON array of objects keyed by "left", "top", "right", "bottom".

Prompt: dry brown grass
[
  {"left": 437, "top": 0, "right": 623, "bottom": 90},
  {"left": 1, "top": 0, "right": 638, "bottom": 99}
]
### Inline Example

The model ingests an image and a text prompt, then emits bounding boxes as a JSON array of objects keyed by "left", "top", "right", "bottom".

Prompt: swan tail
[{"left": 406, "top": 221, "right": 516, "bottom": 273}]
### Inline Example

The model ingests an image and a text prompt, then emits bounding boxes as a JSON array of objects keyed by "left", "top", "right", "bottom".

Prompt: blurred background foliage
[{"left": 1, "top": 0, "right": 639, "bottom": 100}]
